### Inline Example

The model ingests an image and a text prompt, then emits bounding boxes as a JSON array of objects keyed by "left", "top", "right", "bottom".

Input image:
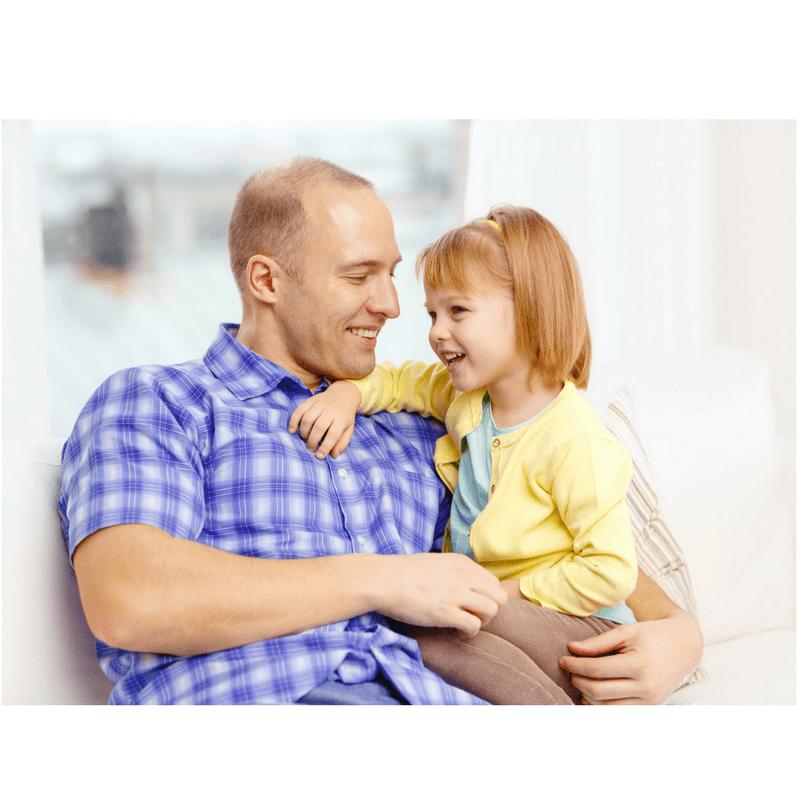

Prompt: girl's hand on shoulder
[{"left": 288, "top": 381, "right": 363, "bottom": 459}]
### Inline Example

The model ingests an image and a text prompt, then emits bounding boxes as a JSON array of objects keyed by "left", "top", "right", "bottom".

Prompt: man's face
[{"left": 273, "top": 184, "right": 402, "bottom": 388}]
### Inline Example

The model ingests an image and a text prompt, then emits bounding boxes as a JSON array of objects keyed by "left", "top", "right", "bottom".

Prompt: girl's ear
[{"left": 245, "top": 254, "right": 283, "bottom": 305}]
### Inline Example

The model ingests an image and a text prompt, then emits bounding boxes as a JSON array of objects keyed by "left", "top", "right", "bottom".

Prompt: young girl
[{"left": 289, "top": 206, "right": 638, "bottom": 704}]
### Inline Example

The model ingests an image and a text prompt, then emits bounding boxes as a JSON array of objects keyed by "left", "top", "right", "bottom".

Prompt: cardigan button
[{"left": 492, "top": 438, "right": 501, "bottom": 448}]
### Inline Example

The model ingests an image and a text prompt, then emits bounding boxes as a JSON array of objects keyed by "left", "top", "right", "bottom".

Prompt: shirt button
[
  {"left": 357, "top": 535, "right": 366, "bottom": 544},
  {"left": 492, "top": 438, "right": 501, "bottom": 448},
  {"left": 490, "top": 485, "right": 496, "bottom": 493},
  {"left": 338, "top": 468, "right": 348, "bottom": 478}
]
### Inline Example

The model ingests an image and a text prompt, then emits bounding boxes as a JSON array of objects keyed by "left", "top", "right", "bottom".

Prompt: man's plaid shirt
[{"left": 59, "top": 324, "right": 487, "bottom": 704}]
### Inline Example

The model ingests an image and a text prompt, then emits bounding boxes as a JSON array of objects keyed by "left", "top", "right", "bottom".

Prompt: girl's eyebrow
[{"left": 424, "top": 292, "right": 473, "bottom": 310}]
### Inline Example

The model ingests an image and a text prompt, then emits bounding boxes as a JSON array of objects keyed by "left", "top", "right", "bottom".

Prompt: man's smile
[{"left": 347, "top": 327, "right": 380, "bottom": 347}]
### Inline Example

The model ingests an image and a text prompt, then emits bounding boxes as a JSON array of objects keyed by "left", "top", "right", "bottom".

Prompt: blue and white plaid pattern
[{"left": 59, "top": 324, "right": 487, "bottom": 705}]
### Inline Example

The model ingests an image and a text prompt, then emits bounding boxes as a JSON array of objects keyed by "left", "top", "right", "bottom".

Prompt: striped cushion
[{"left": 603, "top": 387, "right": 708, "bottom": 687}]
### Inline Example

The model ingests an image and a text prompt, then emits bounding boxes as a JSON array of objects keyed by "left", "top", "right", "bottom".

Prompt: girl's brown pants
[{"left": 396, "top": 599, "right": 620, "bottom": 705}]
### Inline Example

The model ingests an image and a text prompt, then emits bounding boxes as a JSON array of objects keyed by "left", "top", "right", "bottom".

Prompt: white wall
[
  {"left": 705, "top": 120, "right": 796, "bottom": 461},
  {"left": 2, "top": 120, "right": 51, "bottom": 441}
]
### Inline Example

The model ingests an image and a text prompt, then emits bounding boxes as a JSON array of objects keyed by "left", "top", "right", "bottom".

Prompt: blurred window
[{"left": 34, "top": 121, "right": 468, "bottom": 436}]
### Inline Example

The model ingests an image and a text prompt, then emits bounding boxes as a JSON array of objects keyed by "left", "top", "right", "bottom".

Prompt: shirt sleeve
[
  {"left": 58, "top": 367, "right": 207, "bottom": 562},
  {"left": 349, "top": 360, "right": 458, "bottom": 422},
  {"left": 519, "top": 434, "right": 638, "bottom": 615}
]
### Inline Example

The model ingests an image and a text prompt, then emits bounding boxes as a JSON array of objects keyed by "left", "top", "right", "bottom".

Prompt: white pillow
[
  {"left": 602, "top": 388, "right": 707, "bottom": 687},
  {"left": 626, "top": 348, "right": 795, "bottom": 645}
]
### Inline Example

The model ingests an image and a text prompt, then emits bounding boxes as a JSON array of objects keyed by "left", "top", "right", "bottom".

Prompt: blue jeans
[{"left": 296, "top": 675, "right": 407, "bottom": 705}]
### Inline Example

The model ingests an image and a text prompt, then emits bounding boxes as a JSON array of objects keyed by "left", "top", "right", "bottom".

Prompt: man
[{"left": 59, "top": 157, "right": 702, "bottom": 704}]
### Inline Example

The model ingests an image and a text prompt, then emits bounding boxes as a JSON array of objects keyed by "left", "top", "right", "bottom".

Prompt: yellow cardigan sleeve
[
  {"left": 520, "top": 434, "right": 639, "bottom": 615},
  {"left": 348, "top": 361, "right": 458, "bottom": 422}
]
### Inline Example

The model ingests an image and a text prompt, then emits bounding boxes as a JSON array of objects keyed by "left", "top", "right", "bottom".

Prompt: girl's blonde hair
[{"left": 415, "top": 205, "right": 592, "bottom": 388}]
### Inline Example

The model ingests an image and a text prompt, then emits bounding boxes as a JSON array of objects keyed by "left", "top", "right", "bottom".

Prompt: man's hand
[
  {"left": 373, "top": 553, "right": 508, "bottom": 636},
  {"left": 288, "top": 381, "right": 363, "bottom": 459},
  {"left": 558, "top": 610, "right": 703, "bottom": 704}
]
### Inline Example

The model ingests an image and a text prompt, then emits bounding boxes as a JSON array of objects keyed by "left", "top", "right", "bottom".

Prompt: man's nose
[{"left": 366, "top": 274, "right": 400, "bottom": 319}]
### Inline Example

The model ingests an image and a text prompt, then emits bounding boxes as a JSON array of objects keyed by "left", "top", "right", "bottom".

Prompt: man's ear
[{"left": 245, "top": 254, "right": 283, "bottom": 305}]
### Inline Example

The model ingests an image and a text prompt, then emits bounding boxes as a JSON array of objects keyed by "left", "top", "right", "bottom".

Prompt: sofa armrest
[{"left": 2, "top": 438, "right": 112, "bottom": 704}]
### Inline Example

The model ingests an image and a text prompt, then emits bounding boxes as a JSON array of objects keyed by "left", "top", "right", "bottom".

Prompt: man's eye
[{"left": 348, "top": 275, "right": 367, "bottom": 284}]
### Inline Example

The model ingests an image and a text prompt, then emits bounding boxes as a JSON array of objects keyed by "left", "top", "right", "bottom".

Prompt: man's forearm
[
  {"left": 73, "top": 523, "right": 506, "bottom": 658},
  {"left": 73, "top": 524, "right": 392, "bottom": 657},
  {"left": 626, "top": 568, "right": 704, "bottom": 674},
  {"left": 626, "top": 568, "right": 695, "bottom": 622}
]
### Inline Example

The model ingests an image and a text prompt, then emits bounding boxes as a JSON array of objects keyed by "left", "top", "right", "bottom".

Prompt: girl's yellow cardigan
[{"left": 350, "top": 361, "right": 638, "bottom": 616}]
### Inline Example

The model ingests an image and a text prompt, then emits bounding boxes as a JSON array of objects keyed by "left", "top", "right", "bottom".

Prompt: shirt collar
[{"left": 204, "top": 323, "right": 320, "bottom": 400}]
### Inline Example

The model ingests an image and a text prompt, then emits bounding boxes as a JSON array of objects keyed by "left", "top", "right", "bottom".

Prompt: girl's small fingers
[
  {"left": 305, "top": 418, "right": 331, "bottom": 452},
  {"left": 310, "top": 414, "right": 347, "bottom": 453},
  {"left": 314, "top": 434, "right": 337, "bottom": 459},
  {"left": 313, "top": 421, "right": 347, "bottom": 458},
  {"left": 288, "top": 398, "right": 317, "bottom": 434},
  {"left": 298, "top": 408, "right": 328, "bottom": 443},
  {"left": 330, "top": 426, "right": 354, "bottom": 459},
  {"left": 297, "top": 419, "right": 313, "bottom": 442}
]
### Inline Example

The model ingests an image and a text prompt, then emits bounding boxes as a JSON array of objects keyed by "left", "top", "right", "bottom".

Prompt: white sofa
[{"left": 2, "top": 346, "right": 795, "bottom": 704}]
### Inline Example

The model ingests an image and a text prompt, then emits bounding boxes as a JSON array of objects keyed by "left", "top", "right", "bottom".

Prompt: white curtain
[
  {"left": 463, "top": 120, "right": 709, "bottom": 369},
  {"left": 2, "top": 120, "right": 51, "bottom": 441}
]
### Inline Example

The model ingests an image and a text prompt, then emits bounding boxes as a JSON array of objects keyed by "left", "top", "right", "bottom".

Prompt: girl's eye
[
  {"left": 428, "top": 312, "right": 437, "bottom": 322},
  {"left": 452, "top": 306, "right": 466, "bottom": 315}
]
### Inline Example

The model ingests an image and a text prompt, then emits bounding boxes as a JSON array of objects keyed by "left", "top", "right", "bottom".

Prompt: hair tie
[{"left": 483, "top": 219, "right": 501, "bottom": 233}]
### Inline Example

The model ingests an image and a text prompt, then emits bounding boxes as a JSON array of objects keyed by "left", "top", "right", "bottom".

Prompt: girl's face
[{"left": 424, "top": 277, "right": 527, "bottom": 395}]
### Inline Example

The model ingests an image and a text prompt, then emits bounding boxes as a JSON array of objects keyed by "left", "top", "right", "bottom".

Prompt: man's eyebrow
[{"left": 337, "top": 256, "right": 403, "bottom": 271}]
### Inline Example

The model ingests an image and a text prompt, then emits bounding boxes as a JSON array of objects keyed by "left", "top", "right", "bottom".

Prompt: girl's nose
[{"left": 430, "top": 318, "right": 450, "bottom": 341}]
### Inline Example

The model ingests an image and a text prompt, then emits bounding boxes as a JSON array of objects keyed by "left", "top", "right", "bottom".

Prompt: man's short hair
[{"left": 227, "top": 157, "right": 373, "bottom": 295}]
